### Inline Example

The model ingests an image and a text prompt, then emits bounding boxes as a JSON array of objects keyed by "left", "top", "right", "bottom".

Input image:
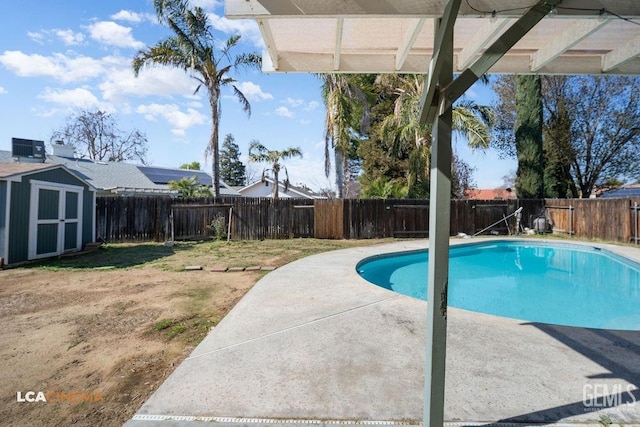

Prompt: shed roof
[
  {"left": 227, "top": 0, "right": 640, "bottom": 74},
  {"left": 0, "top": 162, "right": 58, "bottom": 178}
]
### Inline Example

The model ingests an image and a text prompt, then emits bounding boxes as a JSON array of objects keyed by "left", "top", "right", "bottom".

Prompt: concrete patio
[{"left": 125, "top": 238, "right": 640, "bottom": 426}]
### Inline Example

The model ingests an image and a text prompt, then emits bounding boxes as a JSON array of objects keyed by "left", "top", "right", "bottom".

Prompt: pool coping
[{"left": 125, "top": 237, "right": 640, "bottom": 426}]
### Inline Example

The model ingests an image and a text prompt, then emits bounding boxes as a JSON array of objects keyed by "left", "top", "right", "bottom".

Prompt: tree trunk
[
  {"left": 334, "top": 148, "right": 344, "bottom": 199},
  {"left": 273, "top": 168, "right": 279, "bottom": 199},
  {"left": 210, "top": 90, "right": 221, "bottom": 198}
]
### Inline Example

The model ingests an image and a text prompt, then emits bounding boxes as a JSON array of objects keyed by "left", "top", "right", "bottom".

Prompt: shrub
[{"left": 208, "top": 214, "right": 227, "bottom": 240}]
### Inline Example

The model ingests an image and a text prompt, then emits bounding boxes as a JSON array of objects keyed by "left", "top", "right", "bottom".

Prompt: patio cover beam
[
  {"left": 396, "top": 18, "right": 426, "bottom": 71},
  {"left": 603, "top": 34, "right": 640, "bottom": 72},
  {"left": 457, "top": 18, "right": 510, "bottom": 70},
  {"left": 421, "top": 2, "right": 459, "bottom": 426},
  {"left": 531, "top": 19, "right": 610, "bottom": 71},
  {"left": 257, "top": 19, "right": 279, "bottom": 71},
  {"left": 421, "top": 0, "right": 560, "bottom": 125},
  {"left": 229, "top": 0, "right": 640, "bottom": 18},
  {"left": 334, "top": 18, "right": 344, "bottom": 71},
  {"left": 418, "top": 0, "right": 462, "bottom": 127}
]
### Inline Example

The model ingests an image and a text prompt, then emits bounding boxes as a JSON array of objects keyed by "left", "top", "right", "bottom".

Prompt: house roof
[
  {"left": 226, "top": 0, "right": 640, "bottom": 75},
  {"left": 0, "top": 162, "right": 96, "bottom": 190},
  {"left": 48, "top": 155, "right": 169, "bottom": 194},
  {"left": 599, "top": 185, "right": 640, "bottom": 199},
  {"left": 465, "top": 188, "right": 516, "bottom": 200},
  {"left": 238, "top": 177, "right": 325, "bottom": 199},
  {"left": 0, "top": 150, "right": 240, "bottom": 196},
  {"left": 0, "top": 162, "right": 59, "bottom": 178}
]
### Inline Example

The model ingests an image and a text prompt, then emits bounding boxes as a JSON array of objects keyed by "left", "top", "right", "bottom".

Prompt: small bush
[{"left": 207, "top": 214, "right": 227, "bottom": 240}]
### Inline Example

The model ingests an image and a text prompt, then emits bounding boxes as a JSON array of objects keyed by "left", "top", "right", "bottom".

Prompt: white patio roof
[{"left": 226, "top": 0, "right": 640, "bottom": 75}]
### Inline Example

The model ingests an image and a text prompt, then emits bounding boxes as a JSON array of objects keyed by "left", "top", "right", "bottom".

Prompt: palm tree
[
  {"left": 320, "top": 74, "right": 371, "bottom": 199},
  {"left": 167, "top": 176, "right": 211, "bottom": 197},
  {"left": 132, "top": 0, "right": 260, "bottom": 197},
  {"left": 248, "top": 141, "right": 302, "bottom": 199},
  {"left": 377, "top": 74, "right": 494, "bottom": 197}
]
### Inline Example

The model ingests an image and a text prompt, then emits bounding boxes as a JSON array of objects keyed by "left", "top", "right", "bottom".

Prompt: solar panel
[
  {"left": 600, "top": 188, "right": 640, "bottom": 198},
  {"left": 138, "top": 166, "right": 212, "bottom": 186}
]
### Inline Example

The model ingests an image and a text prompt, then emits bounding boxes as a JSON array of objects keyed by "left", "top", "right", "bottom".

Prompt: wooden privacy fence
[
  {"left": 96, "top": 197, "right": 315, "bottom": 242},
  {"left": 96, "top": 196, "right": 545, "bottom": 242},
  {"left": 545, "top": 198, "right": 640, "bottom": 244},
  {"left": 323, "top": 198, "right": 544, "bottom": 239},
  {"left": 95, "top": 196, "right": 640, "bottom": 244}
]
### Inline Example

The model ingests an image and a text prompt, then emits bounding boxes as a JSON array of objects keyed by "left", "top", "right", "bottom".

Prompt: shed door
[{"left": 29, "top": 182, "right": 83, "bottom": 260}]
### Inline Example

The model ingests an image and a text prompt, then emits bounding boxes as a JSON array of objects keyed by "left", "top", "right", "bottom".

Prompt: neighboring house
[
  {"left": 0, "top": 162, "right": 96, "bottom": 266},
  {"left": 238, "top": 177, "right": 325, "bottom": 199},
  {"left": 599, "top": 185, "right": 640, "bottom": 199},
  {"left": 465, "top": 188, "right": 516, "bottom": 200},
  {"left": 0, "top": 140, "right": 240, "bottom": 197}
]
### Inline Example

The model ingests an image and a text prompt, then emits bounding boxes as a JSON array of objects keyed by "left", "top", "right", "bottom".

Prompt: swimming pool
[{"left": 357, "top": 240, "right": 640, "bottom": 330}]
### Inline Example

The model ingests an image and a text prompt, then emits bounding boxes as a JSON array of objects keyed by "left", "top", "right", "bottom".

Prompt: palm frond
[{"left": 232, "top": 85, "right": 251, "bottom": 117}]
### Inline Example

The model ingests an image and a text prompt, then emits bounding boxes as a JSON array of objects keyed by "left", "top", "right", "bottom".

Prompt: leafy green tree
[
  {"left": 494, "top": 75, "right": 640, "bottom": 198},
  {"left": 168, "top": 176, "right": 211, "bottom": 197},
  {"left": 514, "top": 75, "right": 544, "bottom": 198},
  {"left": 543, "top": 77, "right": 575, "bottom": 198},
  {"left": 219, "top": 134, "right": 246, "bottom": 186},
  {"left": 133, "top": 0, "right": 260, "bottom": 196},
  {"left": 358, "top": 79, "right": 409, "bottom": 187},
  {"left": 360, "top": 177, "right": 408, "bottom": 199},
  {"left": 320, "top": 74, "right": 371, "bottom": 199},
  {"left": 179, "top": 161, "right": 201, "bottom": 170},
  {"left": 248, "top": 141, "right": 303, "bottom": 199},
  {"left": 376, "top": 74, "right": 493, "bottom": 198}
]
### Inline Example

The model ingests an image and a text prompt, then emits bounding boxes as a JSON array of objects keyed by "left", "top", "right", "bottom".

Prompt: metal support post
[{"left": 423, "top": 14, "right": 454, "bottom": 427}]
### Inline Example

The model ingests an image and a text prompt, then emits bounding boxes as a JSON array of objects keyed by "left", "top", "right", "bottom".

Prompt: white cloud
[
  {"left": 0, "top": 50, "right": 104, "bottom": 83},
  {"left": 0, "top": 86, "right": 6, "bottom": 94},
  {"left": 275, "top": 106, "right": 294, "bottom": 118},
  {"left": 111, "top": 10, "right": 157, "bottom": 24},
  {"left": 38, "top": 87, "right": 99, "bottom": 109},
  {"left": 207, "top": 13, "right": 264, "bottom": 48},
  {"left": 283, "top": 97, "right": 304, "bottom": 108},
  {"left": 112, "top": 10, "right": 142, "bottom": 23},
  {"left": 237, "top": 81, "right": 272, "bottom": 101},
  {"left": 55, "top": 29, "right": 85, "bottom": 46},
  {"left": 191, "top": 0, "right": 220, "bottom": 10},
  {"left": 100, "top": 62, "right": 197, "bottom": 102},
  {"left": 87, "top": 21, "right": 144, "bottom": 49},
  {"left": 27, "top": 31, "right": 45, "bottom": 44},
  {"left": 136, "top": 103, "right": 206, "bottom": 135},
  {"left": 304, "top": 100, "right": 320, "bottom": 111}
]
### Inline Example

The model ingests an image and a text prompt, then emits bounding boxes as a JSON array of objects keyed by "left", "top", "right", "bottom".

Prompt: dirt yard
[{"left": 0, "top": 239, "right": 387, "bottom": 427}]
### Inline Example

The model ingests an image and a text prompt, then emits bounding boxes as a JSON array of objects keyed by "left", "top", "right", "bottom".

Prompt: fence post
[
  {"left": 632, "top": 202, "right": 639, "bottom": 245},
  {"left": 568, "top": 205, "right": 574, "bottom": 237}
]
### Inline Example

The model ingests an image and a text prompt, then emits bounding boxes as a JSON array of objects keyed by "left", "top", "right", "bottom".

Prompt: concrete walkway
[{"left": 125, "top": 238, "right": 640, "bottom": 426}]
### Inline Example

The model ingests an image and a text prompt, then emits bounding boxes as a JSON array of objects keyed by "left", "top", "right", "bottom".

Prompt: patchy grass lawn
[{"left": 0, "top": 238, "right": 391, "bottom": 427}]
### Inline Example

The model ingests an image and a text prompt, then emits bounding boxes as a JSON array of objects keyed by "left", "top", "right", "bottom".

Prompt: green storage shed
[{"left": 0, "top": 163, "right": 96, "bottom": 267}]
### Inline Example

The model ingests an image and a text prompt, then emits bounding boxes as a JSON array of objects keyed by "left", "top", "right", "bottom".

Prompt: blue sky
[{"left": 0, "top": 0, "right": 515, "bottom": 191}]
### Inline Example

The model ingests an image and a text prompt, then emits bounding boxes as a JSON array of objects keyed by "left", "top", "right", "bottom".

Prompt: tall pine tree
[
  {"left": 219, "top": 134, "right": 246, "bottom": 186},
  {"left": 515, "top": 75, "right": 544, "bottom": 198}
]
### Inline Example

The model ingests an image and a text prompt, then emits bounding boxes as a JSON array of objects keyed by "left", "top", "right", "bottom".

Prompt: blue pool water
[{"left": 357, "top": 241, "right": 640, "bottom": 330}]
